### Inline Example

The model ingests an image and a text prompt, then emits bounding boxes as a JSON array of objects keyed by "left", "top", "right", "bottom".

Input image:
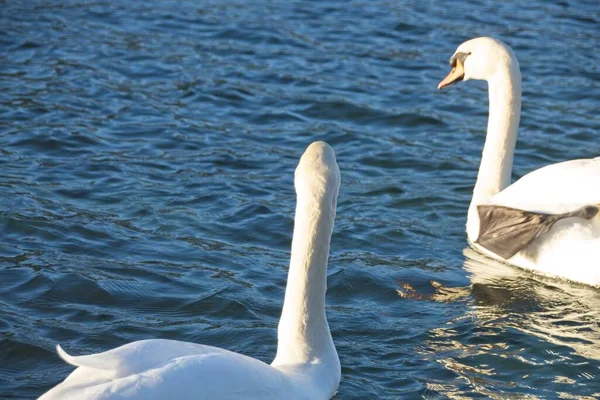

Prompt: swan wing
[
  {"left": 491, "top": 157, "right": 600, "bottom": 213},
  {"left": 475, "top": 204, "right": 598, "bottom": 259},
  {"left": 40, "top": 339, "right": 298, "bottom": 400},
  {"left": 478, "top": 158, "right": 600, "bottom": 285}
]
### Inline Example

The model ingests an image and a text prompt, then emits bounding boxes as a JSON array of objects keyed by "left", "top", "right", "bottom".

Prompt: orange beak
[{"left": 438, "top": 58, "right": 465, "bottom": 90}]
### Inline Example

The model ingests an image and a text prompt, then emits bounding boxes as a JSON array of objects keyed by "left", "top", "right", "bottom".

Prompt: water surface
[{"left": 1, "top": 0, "right": 599, "bottom": 398}]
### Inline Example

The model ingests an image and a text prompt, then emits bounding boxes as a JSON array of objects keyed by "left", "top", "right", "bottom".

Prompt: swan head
[
  {"left": 438, "top": 37, "right": 519, "bottom": 89},
  {"left": 295, "top": 141, "right": 340, "bottom": 207}
]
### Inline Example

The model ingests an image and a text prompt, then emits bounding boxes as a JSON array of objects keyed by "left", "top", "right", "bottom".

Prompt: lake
[{"left": 1, "top": 0, "right": 599, "bottom": 398}]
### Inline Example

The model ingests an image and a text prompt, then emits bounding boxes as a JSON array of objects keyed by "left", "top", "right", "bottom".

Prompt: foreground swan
[
  {"left": 40, "top": 141, "right": 342, "bottom": 400},
  {"left": 438, "top": 37, "right": 600, "bottom": 286}
]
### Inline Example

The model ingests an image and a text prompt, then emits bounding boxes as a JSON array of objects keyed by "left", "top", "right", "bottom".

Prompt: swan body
[
  {"left": 40, "top": 141, "right": 342, "bottom": 400},
  {"left": 482, "top": 158, "right": 600, "bottom": 284},
  {"left": 439, "top": 37, "right": 600, "bottom": 286}
]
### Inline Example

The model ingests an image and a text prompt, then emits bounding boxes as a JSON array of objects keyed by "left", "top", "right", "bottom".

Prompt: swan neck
[
  {"left": 272, "top": 191, "right": 337, "bottom": 368},
  {"left": 468, "top": 67, "right": 521, "bottom": 241}
]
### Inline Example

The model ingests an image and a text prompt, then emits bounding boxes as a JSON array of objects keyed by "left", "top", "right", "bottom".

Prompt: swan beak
[{"left": 438, "top": 58, "right": 465, "bottom": 90}]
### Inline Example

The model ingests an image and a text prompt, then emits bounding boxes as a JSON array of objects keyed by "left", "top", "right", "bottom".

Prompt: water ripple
[{"left": 1, "top": 0, "right": 599, "bottom": 398}]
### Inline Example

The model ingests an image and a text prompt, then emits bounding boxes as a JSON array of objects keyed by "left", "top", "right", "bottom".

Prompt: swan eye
[{"left": 584, "top": 205, "right": 599, "bottom": 219}]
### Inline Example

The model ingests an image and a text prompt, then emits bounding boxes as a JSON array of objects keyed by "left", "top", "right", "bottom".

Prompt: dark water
[{"left": 1, "top": 0, "right": 600, "bottom": 398}]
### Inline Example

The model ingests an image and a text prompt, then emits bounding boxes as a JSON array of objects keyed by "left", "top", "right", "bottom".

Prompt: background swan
[
  {"left": 438, "top": 37, "right": 600, "bottom": 286},
  {"left": 39, "top": 141, "right": 342, "bottom": 400}
]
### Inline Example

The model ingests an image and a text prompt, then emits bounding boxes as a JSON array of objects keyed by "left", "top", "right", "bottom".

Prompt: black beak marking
[{"left": 449, "top": 51, "right": 471, "bottom": 68}]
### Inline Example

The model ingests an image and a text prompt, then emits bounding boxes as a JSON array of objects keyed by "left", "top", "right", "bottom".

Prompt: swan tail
[
  {"left": 53, "top": 339, "right": 212, "bottom": 375},
  {"left": 56, "top": 344, "right": 80, "bottom": 367},
  {"left": 55, "top": 344, "right": 122, "bottom": 371}
]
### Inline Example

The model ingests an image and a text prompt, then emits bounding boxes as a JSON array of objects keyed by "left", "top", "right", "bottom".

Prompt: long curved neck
[
  {"left": 467, "top": 67, "right": 521, "bottom": 241},
  {"left": 272, "top": 192, "right": 336, "bottom": 368}
]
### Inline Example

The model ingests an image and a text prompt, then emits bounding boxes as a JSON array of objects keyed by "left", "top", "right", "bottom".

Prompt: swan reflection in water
[{"left": 398, "top": 249, "right": 600, "bottom": 397}]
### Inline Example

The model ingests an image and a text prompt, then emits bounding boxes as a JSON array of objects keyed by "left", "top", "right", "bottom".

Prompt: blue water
[{"left": 1, "top": 0, "right": 600, "bottom": 398}]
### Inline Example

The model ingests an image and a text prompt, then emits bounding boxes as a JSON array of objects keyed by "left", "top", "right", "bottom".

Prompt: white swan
[
  {"left": 438, "top": 37, "right": 600, "bottom": 287},
  {"left": 39, "top": 141, "right": 342, "bottom": 400}
]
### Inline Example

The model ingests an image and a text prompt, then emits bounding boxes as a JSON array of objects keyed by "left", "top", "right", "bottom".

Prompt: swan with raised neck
[
  {"left": 439, "top": 37, "right": 600, "bottom": 286},
  {"left": 39, "top": 141, "right": 341, "bottom": 399}
]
